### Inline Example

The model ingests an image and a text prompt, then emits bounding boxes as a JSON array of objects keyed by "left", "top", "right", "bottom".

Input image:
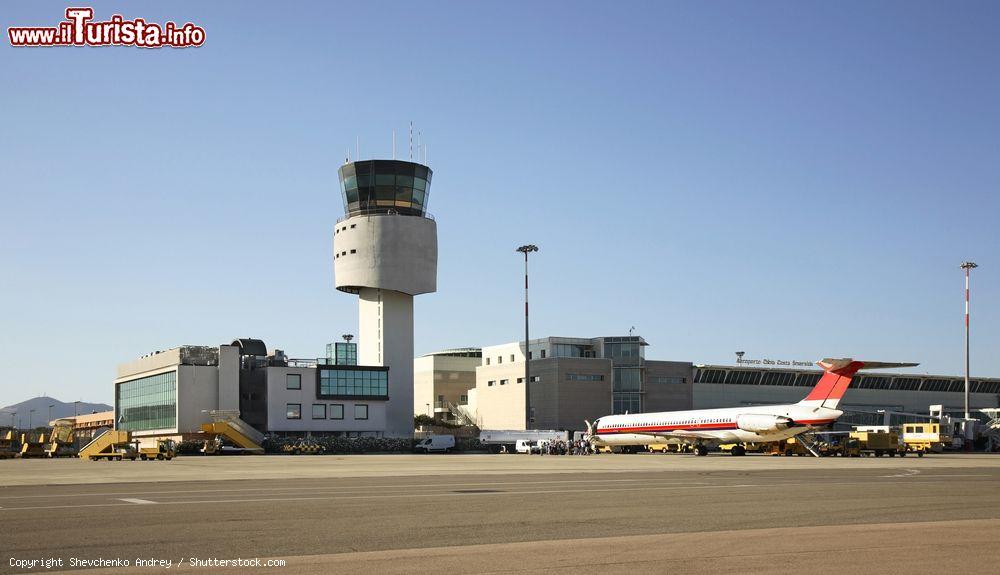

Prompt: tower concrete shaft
[{"left": 333, "top": 160, "right": 438, "bottom": 438}]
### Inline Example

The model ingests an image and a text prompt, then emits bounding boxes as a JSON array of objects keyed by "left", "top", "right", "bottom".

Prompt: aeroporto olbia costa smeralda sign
[{"left": 735, "top": 358, "right": 815, "bottom": 368}]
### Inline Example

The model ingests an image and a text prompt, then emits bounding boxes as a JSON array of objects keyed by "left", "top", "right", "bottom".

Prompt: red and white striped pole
[{"left": 960, "top": 261, "right": 978, "bottom": 421}]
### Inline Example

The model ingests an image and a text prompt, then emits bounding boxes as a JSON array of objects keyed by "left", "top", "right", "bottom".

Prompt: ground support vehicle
[
  {"left": 415, "top": 435, "right": 455, "bottom": 453},
  {"left": 850, "top": 428, "right": 905, "bottom": 457},
  {"left": 139, "top": 439, "right": 176, "bottom": 460},
  {"left": 79, "top": 429, "right": 134, "bottom": 460},
  {"left": 763, "top": 439, "right": 811, "bottom": 456},
  {"left": 0, "top": 429, "right": 19, "bottom": 458},
  {"left": 282, "top": 440, "right": 325, "bottom": 455},
  {"left": 901, "top": 423, "right": 949, "bottom": 457},
  {"left": 199, "top": 411, "right": 265, "bottom": 454}
]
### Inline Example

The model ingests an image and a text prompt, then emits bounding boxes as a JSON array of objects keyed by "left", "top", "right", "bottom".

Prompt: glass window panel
[
  {"left": 344, "top": 175, "right": 358, "bottom": 190},
  {"left": 375, "top": 174, "right": 395, "bottom": 186}
]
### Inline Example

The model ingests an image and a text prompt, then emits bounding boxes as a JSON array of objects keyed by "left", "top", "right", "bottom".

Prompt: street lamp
[
  {"left": 74, "top": 400, "right": 81, "bottom": 417},
  {"left": 516, "top": 244, "right": 539, "bottom": 429},
  {"left": 342, "top": 334, "right": 354, "bottom": 343},
  {"left": 960, "top": 261, "right": 978, "bottom": 420},
  {"left": 29, "top": 409, "right": 35, "bottom": 430},
  {"left": 48, "top": 404, "right": 54, "bottom": 425}
]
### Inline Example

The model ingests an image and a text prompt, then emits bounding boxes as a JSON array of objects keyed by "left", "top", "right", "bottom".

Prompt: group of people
[{"left": 539, "top": 439, "right": 591, "bottom": 455}]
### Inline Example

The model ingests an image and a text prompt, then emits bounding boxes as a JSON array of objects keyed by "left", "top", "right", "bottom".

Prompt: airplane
[{"left": 585, "top": 358, "right": 918, "bottom": 457}]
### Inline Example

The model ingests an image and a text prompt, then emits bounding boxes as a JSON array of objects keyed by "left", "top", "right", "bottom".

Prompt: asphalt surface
[{"left": 2, "top": 454, "right": 999, "bottom": 574}]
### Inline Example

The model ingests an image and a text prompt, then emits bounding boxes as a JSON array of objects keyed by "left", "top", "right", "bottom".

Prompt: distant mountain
[{"left": 0, "top": 396, "right": 112, "bottom": 428}]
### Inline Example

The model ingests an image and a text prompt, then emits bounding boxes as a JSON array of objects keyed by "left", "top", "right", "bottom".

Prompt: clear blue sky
[{"left": 1, "top": 1, "right": 997, "bottom": 406}]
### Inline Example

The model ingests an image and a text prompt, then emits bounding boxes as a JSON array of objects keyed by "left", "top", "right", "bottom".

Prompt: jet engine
[{"left": 736, "top": 414, "right": 794, "bottom": 433}]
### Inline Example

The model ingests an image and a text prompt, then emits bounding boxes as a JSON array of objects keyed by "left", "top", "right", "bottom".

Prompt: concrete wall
[
  {"left": 359, "top": 287, "right": 414, "bottom": 437},
  {"left": 117, "top": 346, "right": 218, "bottom": 379},
  {"left": 530, "top": 358, "right": 613, "bottom": 431},
  {"left": 333, "top": 214, "right": 437, "bottom": 296},
  {"left": 644, "top": 361, "right": 694, "bottom": 412},
  {"left": 218, "top": 345, "right": 239, "bottom": 412},
  {"left": 474, "top": 357, "right": 614, "bottom": 431},
  {"left": 176, "top": 365, "right": 220, "bottom": 435},
  {"left": 413, "top": 354, "right": 479, "bottom": 418},
  {"left": 265, "top": 367, "right": 387, "bottom": 434}
]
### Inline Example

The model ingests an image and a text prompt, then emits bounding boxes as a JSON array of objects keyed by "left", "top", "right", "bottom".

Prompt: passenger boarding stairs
[
  {"left": 980, "top": 409, "right": 1000, "bottom": 452},
  {"left": 448, "top": 402, "right": 478, "bottom": 427},
  {"left": 78, "top": 429, "right": 131, "bottom": 459},
  {"left": 200, "top": 410, "right": 265, "bottom": 453}
]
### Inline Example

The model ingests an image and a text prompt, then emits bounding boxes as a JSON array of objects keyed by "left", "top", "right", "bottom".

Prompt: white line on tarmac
[
  {"left": 118, "top": 498, "right": 157, "bottom": 504},
  {"left": 0, "top": 479, "right": 974, "bottom": 512},
  {"left": 0, "top": 477, "right": 697, "bottom": 500}
]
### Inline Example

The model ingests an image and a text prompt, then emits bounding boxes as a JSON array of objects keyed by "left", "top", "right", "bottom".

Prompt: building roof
[{"left": 422, "top": 348, "right": 482, "bottom": 358}]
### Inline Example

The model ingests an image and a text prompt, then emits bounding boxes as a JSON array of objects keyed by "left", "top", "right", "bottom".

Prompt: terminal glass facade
[
  {"left": 116, "top": 371, "right": 177, "bottom": 432},
  {"left": 603, "top": 337, "right": 647, "bottom": 414},
  {"left": 318, "top": 366, "right": 389, "bottom": 399}
]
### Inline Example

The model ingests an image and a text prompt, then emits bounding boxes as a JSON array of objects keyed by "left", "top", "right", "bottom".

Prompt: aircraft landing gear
[
  {"left": 694, "top": 444, "right": 709, "bottom": 456},
  {"left": 730, "top": 445, "right": 746, "bottom": 456}
]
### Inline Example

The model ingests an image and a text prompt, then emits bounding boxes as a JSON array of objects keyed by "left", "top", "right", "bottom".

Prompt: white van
[
  {"left": 414, "top": 435, "right": 456, "bottom": 453},
  {"left": 515, "top": 439, "right": 541, "bottom": 454}
]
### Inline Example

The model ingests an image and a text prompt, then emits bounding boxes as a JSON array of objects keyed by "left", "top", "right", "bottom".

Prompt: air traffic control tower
[{"left": 333, "top": 160, "right": 437, "bottom": 437}]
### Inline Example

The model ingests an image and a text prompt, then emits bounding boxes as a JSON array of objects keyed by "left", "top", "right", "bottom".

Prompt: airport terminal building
[
  {"left": 462, "top": 335, "right": 1000, "bottom": 432},
  {"left": 114, "top": 339, "right": 395, "bottom": 440},
  {"left": 468, "top": 336, "right": 692, "bottom": 431}
]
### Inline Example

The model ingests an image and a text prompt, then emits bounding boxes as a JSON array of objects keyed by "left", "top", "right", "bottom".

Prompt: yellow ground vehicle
[
  {"left": 763, "top": 438, "right": 811, "bottom": 456},
  {"left": 18, "top": 425, "right": 76, "bottom": 458},
  {"left": 901, "top": 422, "right": 949, "bottom": 456},
  {"left": 647, "top": 444, "right": 685, "bottom": 453},
  {"left": 0, "top": 429, "right": 19, "bottom": 459},
  {"left": 139, "top": 439, "right": 176, "bottom": 461},
  {"left": 79, "top": 429, "right": 135, "bottom": 460},
  {"left": 850, "top": 428, "right": 905, "bottom": 457},
  {"left": 199, "top": 412, "right": 264, "bottom": 454},
  {"left": 282, "top": 440, "right": 325, "bottom": 455}
]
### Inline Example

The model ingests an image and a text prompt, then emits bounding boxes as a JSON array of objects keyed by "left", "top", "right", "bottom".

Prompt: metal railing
[{"left": 336, "top": 208, "right": 435, "bottom": 224}]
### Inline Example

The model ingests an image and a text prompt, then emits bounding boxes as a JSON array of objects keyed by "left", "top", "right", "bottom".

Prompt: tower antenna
[
  {"left": 392, "top": 129, "right": 396, "bottom": 160},
  {"left": 409, "top": 121, "right": 413, "bottom": 160}
]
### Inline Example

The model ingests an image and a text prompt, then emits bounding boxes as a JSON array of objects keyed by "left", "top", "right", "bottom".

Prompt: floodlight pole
[
  {"left": 517, "top": 245, "right": 539, "bottom": 429},
  {"left": 961, "top": 261, "right": 978, "bottom": 421}
]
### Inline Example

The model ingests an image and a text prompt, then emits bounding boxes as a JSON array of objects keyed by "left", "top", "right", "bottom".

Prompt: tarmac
[{"left": 2, "top": 453, "right": 999, "bottom": 574}]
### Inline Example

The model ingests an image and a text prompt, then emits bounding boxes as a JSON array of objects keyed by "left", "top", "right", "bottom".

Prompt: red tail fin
[
  {"left": 799, "top": 360, "right": 864, "bottom": 409},
  {"left": 799, "top": 359, "right": 918, "bottom": 409}
]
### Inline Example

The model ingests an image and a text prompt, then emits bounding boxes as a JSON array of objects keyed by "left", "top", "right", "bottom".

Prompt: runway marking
[
  {"left": 118, "top": 498, "right": 157, "bottom": 504},
  {"left": 0, "top": 479, "right": 978, "bottom": 511},
  {"left": 883, "top": 469, "right": 920, "bottom": 478},
  {"left": 0, "top": 477, "right": 698, "bottom": 500}
]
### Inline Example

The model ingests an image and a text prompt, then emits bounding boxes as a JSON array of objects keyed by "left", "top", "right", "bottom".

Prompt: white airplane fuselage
[{"left": 590, "top": 403, "right": 843, "bottom": 447}]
